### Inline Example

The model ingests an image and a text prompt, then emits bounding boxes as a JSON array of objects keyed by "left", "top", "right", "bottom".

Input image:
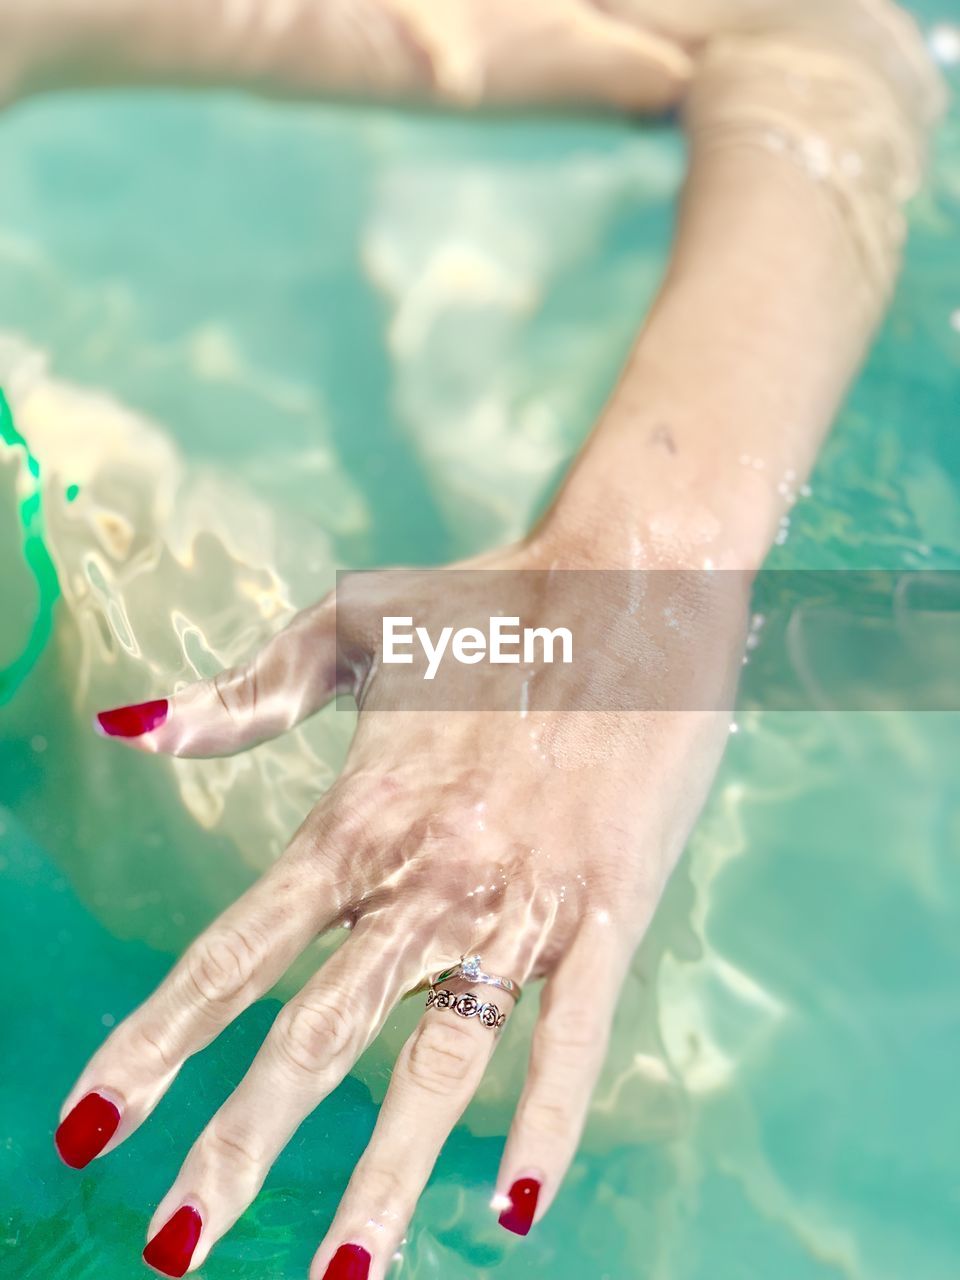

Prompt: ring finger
[
  {"left": 312, "top": 922, "right": 629, "bottom": 1277},
  {"left": 309, "top": 955, "right": 523, "bottom": 1280}
]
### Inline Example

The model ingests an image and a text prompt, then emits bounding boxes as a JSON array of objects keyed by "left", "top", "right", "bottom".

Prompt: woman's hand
[
  {"left": 23, "top": 0, "right": 937, "bottom": 1270},
  {"left": 55, "top": 535, "right": 744, "bottom": 1279}
]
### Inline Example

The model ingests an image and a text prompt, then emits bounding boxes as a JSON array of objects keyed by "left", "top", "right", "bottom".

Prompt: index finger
[{"left": 54, "top": 830, "right": 342, "bottom": 1169}]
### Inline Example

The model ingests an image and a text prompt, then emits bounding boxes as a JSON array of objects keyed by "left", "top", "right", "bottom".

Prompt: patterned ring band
[
  {"left": 428, "top": 954, "right": 522, "bottom": 1003},
  {"left": 426, "top": 988, "right": 508, "bottom": 1030}
]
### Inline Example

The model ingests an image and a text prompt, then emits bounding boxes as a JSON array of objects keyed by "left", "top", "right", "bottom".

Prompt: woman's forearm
[
  {"left": 3, "top": 0, "right": 690, "bottom": 111},
  {"left": 4, "top": 1, "right": 943, "bottom": 578},
  {"left": 536, "top": 1, "right": 944, "bottom": 571}
]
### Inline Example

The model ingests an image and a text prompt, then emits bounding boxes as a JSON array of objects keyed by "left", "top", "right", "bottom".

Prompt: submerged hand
[{"left": 56, "top": 539, "right": 743, "bottom": 1279}]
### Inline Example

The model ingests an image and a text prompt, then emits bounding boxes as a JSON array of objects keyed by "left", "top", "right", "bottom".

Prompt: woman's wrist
[{"left": 531, "top": 402, "right": 790, "bottom": 575}]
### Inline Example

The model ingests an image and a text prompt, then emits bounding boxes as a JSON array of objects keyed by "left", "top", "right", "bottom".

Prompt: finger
[
  {"left": 94, "top": 594, "right": 340, "bottom": 756},
  {"left": 55, "top": 833, "right": 338, "bottom": 1170},
  {"left": 493, "top": 921, "right": 629, "bottom": 1236},
  {"left": 310, "top": 967, "right": 520, "bottom": 1280},
  {"left": 142, "top": 914, "right": 426, "bottom": 1276}
]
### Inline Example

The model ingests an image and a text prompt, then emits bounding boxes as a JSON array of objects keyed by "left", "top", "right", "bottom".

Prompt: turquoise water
[{"left": 2, "top": 9, "right": 960, "bottom": 1279}]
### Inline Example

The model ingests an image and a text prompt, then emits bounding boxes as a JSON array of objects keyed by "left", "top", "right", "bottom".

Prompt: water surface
[{"left": 2, "top": 8, "right": 959, "bottom": 1277}]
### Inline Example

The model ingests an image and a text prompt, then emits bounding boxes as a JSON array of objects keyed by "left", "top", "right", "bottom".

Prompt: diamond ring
[{"left": 427, "top": 954, "right": 522, "bottom": 1003}]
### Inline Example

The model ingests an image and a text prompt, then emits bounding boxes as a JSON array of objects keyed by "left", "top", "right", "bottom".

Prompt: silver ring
[
  {"left": 426, "top": 988, "right": 507, "bottom": 1030},
  {"left": 428, "top": 954, "right": 522, "bottom": 1002}
]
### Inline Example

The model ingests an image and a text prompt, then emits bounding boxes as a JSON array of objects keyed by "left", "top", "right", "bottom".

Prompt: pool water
[{"left": 2, "top": 7, "right": 959, "bottom": 1278}]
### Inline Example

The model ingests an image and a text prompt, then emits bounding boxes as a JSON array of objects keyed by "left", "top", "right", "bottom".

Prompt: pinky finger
[{"left": 494, "top": 924, "right": 629, "bottom": 1237}]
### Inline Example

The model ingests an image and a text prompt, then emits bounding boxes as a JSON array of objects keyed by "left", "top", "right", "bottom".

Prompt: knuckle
[
  {"left": 212, "top": 664, "right": 257, "bottom": 725},
  {"left": 354, "top": 1162, "right": 407, "bottom": 1211},
  {"left": 183, "top": 926, "right": 263, "bottom": 1010},
  {"left": 518, "top": 1087, "right": 576, "bottom": 1142},
  {"left": 404, "top": 1018, "right": 480, "bottom": 1096},
  {"left": 312, "top": 772, "right": 409, "bottom": 867},
  {"left": 537, "top": 1011, "right": 607, "bottom": 1060},
  {"left": 128, "top": 1022, "right": 180, "bottom": 1075},
  {"left": 273, "top": 996, "right": 355, "bottom": 1079},
  {"left": 418, "top": 804, "right": 477, "bottom": 847},
  {"left": 202, "top": 1119, "right": 266, "bottom": 1178}
]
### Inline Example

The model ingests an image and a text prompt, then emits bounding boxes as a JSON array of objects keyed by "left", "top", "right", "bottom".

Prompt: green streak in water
[{"left": 0, "top": 387, "right": 61, "bottom": 702}]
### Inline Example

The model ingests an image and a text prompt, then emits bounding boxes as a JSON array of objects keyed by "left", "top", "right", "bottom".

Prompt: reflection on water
[{"left": 2, "top": 33, "right": 960, "bottom": 1280}]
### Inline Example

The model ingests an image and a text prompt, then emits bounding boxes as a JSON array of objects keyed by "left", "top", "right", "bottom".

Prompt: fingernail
[
  {"left": 321, "top": 1243, "right": 371, "bottom": 1280},
  {"left": 96, "top": 698, "right": 168, "bottom": 738},
  {"left": 498, "top": 1177, "right": 541, "bottom": 1236},
  {"left": 142, "top": 1206, "right": 202, "bottom": 1278},
  {"left": 54, "top": 1091, "right": 121, "bottom": 1169}
]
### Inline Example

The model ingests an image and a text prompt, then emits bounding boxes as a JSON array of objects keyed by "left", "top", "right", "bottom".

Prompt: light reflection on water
[{"left": 1, "top": 26, "right": 959, "bottom": 1279}]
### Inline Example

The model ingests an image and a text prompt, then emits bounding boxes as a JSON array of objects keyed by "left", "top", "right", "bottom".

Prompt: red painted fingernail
[
  {"left": 96, "top": 698, "right": 168, "bottom": 738},
  {"left": 54, "top": 1091, "right": 120, "bottom": 1169},
  {"left": 142, "top": 1206, "right": 202, "bottom": 1278},
  {"left": 498, "top": 1177, "right": 541, "bottom": 1236},
  {"left": 321, "top": 1243, "right": 371, "bottom": 1280}
]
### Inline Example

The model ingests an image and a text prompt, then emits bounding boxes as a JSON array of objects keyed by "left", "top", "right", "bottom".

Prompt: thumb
[{"left": 94, "top": 594, "right": 342, "bottom": 757}]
